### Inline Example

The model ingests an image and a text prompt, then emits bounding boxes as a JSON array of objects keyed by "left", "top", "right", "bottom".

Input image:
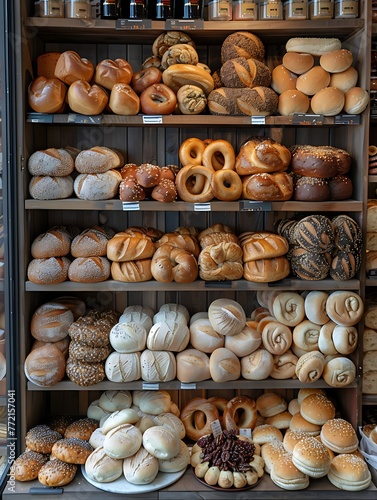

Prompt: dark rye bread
[
  {"left": 290, "top": 145, "right": 339, "bottom": 179},
  {"left": 220, "top": 57, "right": 271, "bottom": 89},
  {"left": 290, "top": 247, "right": 331, "bottom": 280},
  {"left": 328, "top": 175, "right": 353, "bottom": 201},
  {"left": 331, "top": 215, "right": 362, "bottom": 252},
  {"left": 292, "top": 214, "right": 335, "bottom": 254},
  {"left": 330, "top": 249, "right": 360, "bottom": 281},
  {"left": 274, "top": 218, "right": 298, "bottom": 245},
  {"left": 208, "top": 87, "right": 278, "bottom": 116},
  {"left": 221, "top": 31, "right": 265, "bottom": 63},
  {"left": 293, "top": 176, "right": 330, "bottom": 202}
]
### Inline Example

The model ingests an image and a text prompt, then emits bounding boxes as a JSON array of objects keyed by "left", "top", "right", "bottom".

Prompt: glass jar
[
  {"left": 260, "top": 0, "right": 283, "bottom": 19},
  {"left": 101, "top": 0, "right": 119, "bottom": 18},
  {"left": 284, "top": 0, "right": 308, "bottom": 19},
  {"left": 208, "top": 0, "right": 232, "bottom": 19},
  {"left": 309, "top": 0, "right": 334, "bottom": 18},
  {"left": 65, "top": 0, "right": 91, "bottom": 18},
  {"left": 232, "top": 0, "right": 258, "bottom": 20},
  {"left": 334, "top": 0, "right": 358, "bottom": 18},
  {"left": 34, "top": 0, "right": 65, "bottom": 17}
]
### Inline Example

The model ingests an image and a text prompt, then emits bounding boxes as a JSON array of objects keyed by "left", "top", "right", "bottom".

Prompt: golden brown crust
[
  {"left": 243, "top": 257, "right": 290, "bottom": 283},
  {"left": 111, "top": 259, "right": 152, "bottom": 282},
  {"left": 151, "top": 243, "right": 198, "bottom": 283},
  {"left": 198, "top": 242, "right": 243, "bottom": 281},
  {"left": 236, "top": 138, "right": 291, "bottom": 176},
  {"left": 12, "top": 451, "right": 49, "bottom": 481},
  {"left": 38, "top": 459, "right": 77, "bottom": 486},
  {"left": 242, "top": 172, "right": 293, "bottom": 201}
]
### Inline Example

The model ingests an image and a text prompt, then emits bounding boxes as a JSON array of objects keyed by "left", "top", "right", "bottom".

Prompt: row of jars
[{"left": 35, "top": 0, "right": 359, "bottom": 21}]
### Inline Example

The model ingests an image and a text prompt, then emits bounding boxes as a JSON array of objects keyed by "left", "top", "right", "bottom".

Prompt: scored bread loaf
[
  {"left": 220, "top": 57, "right": 271, "bottom": 89},
  {"left": 29, "top": 175, "right": 74, "bottom": 200},
  {"left": 107, "top": 232, "right": 155, "bottom": 262},
  {"left": 27, "top": 256, "right": 71, "bottom": 284},
  {"left": 221, "top": 31, "right": 265, "bottom": 63},
  {"left": 208, "top": 87, "right": 278, "bottom": 116},
  {"left": 31, "top": 227, "right": 72, "bottom": 259},
  {"left": 243, "top": 257, "right": 290, "bottom": 282},
  {"left": 239, "top": 231, "right": 289, "bottom": 262},
  {"left": 75, "top": 146, "right": 122, "bottom": 174},
  {"left": 68, "top": 257, "right": 111, "bottom": 283},
  {"left": 73, "top": 170, "right": 122, "bottom": 200},
  {"left": 235, "top": 137, "right": 291, "bottom": 176},
  {"left": 28, "top": 148, "right": 75, "bottom": 177},
  {"left": 111, "top": 260, "right": 152, "bottom": 282},
  {"left": 242, "top": 172, "right": 293, "bottom": 201}
]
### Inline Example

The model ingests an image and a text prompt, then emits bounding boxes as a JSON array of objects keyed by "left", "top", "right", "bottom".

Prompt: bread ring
[
  {"left": 131, "top": 67, "right": 162, "bottom": 94},
  {"left": 207, "top": 397, "right": 228, "bottom": 424},
  {"left": 202, "top": 140, "right": 236, "bottom": 171},
  {"left": 223, "top": 395, "right": 257, "bottom": 433},
  {"left": 180, "top": 398, "right": 220, "bottom": 441},
  {"left": 140, "top": 83, "right": 177, "bottom": 115},
  {"left": 211, "top": 169, "right": 243, "bottom": 201},
  {"left": 179, "top": 138, "right": 206, "bottom": 166},
  {"left": 175, "top": 164, "right": 215, "bottom": 203}
]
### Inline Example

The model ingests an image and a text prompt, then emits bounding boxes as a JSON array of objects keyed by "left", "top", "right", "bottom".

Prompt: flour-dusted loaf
[
  {"left": 68, "top": 257, "right": 111, "bottom": 283},
  {"left": 208, "top": 86, "right": 278, "bottom": 116},
  {"left": 75, "top": 146, "right": 122, "bottom": 174},
  {"left": 140, "top": 350, "right": 176, "bottom": 382},
  {"left": 74, "top": 170, "right": 122, "bottom": 200},
  {"left": 29, "top": 175, "right": 74, "bottom": 200},
  {"left": 28, "top": 148, "right": 75, "bottom": 176}
]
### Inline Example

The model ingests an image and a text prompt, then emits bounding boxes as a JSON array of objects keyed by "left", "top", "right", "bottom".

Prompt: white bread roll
[
  {"left": 209, "top": 347, "right": 241, "bottom": 382},
  {"left": 208, "top": 298, "right": 246, "bottom": 336},
  {"left": 328, "top": 454, "right": 371, "bottom": 491},
  {"left": 152, "top": 413, "right": 186, "bottom": 439},
  {"left": 158, "top": 440, "right": 190, "bottom": 472},
  {"left": 189, "top": 318, "right": 224, "bottom": 353},
  {"left": 189, "top": 311, "right": 208, "bottom": 325},
  {"left": 135, "top": 390, "right": 172, "bottom": 415},
  {"left": 89, "top": 428, "right": 106, "bottom": 449},
  {"left": 28, "top": 148, "right": 75, "bottom": 177},
  {"left": 123, "top": 446, "right": 159, "bottom": 484},
  {"left": 343, "top": 87, "right": 370, "bottom": 114},
  {"left": 320, "top": 49, "right": 353, "bottom": 73},
  {"left": 135, "top": 416, "right": 156, "bottom": 433},
  {"left": 140, "top": 350, "right": 176, "bottom": 382},
  {"left": 87, "top": 400, "right": 111, "bottom": 421},
  {"left": 124, "top": 305, "right": 154, "bottom": 318},
  {"left": 147, "top": 320, "right": 190, "bottom": 351},
  {"left": 282, "top": 52, "right": 314, "bottom": 74},
  {"left": 318, "top": 321, "right": 338, "bottom": 355},
  {"left": 73, "top": 170, "right": 122, "bottom": 201},
  {"left": 29, "top": 175, "right": 73, "bottom": 200},
  {"left": 84, "top": 446, "right": 123, "bottom": 483},
  {"left": 176, "top": 348, "right": 210, "bottom": 383},
  {"left": 105, "top": 352, "right": 141, "bottom": 382},
  {"left": 103, "top": 423, "right": 142, "bottom": 459},
  {"left": 304, "top": 291, "right": 329, "bottom": 325},
  {"left": 329, "top": 67, "right": 358, "bottom": 92},
  {"left": 286, "top": 37, "right": 342, "bottom": 56},
  {"left": 270, "top": 350, "right": 298, "bottom": 380},
  {"left": 109, "top": 322, "right": 147, "bottom": 353},
  {"left": 295, "top": 351, "right": 325, "bottom": 383},
  {"left": 262, "top": 321, "right": 293, "bottom": 355},
  {"left": 296, "top": 66, "right": 331, "bottom": 96},
  {"left": 153, "top": 310, "right": 187, "bottom": 326},
  {"left": 278, "top": 89, "right": 310, "bottom": 116},
  {"left": 158, "top": 303, "right": 190, "bottom": 323},
  {"left": 332, "top": 325, "right": 358, "bottom": 354},
  {"left": 118, "top": 311, "right": 152, "bottom": 332},
  {"left": 292, "top": 320, "right": 320, "bottom": 352},
  {"left": 98, "top": 390, "right": 132, "bottom": 412},
  {"left": 272, "top": 292, "right": 305, "bottom": 327},
  {"left": 142, "top": 425, "right": 181, "bottom": 460},
  {"left": 241, "top": 348, "right": 274, "bottom": 380},
  {"left": 311, "top": 87, "right": 345, "bottom": 116},
  {"left": 326, "top": 290, "right": 364, "bottom": 326},
  {"left": 224, "top": 324, "right": 261, "bottom": 357},
  {"left": 101, "top": 409, "right": 140, "bottom": 434}
]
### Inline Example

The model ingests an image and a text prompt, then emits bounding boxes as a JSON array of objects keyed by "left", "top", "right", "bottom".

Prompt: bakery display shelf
[
  {"left": 4, "top": 467, "right": 377, "bottom": 500},
  {"left": 27, "top": 378, "right": 358, "bottom": 391},
  {"left": 24, "top": 18, "right": 364, "bottom": 44},
  {"left": 24, "top": 278, "right": 361, "bottom": 293},
  {"left": 24, "top": 199, "right": 363, "bottom": 212},
  {"left": 25, "top": 112, "right": 361, "bottom": 127},
  {"left": 362, "top": 395, "right": 377, "bottom": 405},
  {"left": 369, "top": 175, "right": 377, "bottom": 182}
]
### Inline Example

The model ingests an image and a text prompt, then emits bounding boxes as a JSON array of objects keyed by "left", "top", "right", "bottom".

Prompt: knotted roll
[
  {"left": 322, "top": 356, "right": 356, "bottom": 387},
  {"left": 326, "top": 290, "right": 364, "bottom": 326},
  {"left": 198, "top": 241, "right": 243, "bottom": 281},
  {"left": 151, "top": 243, "right": 198, "bottom": 283},
  {"left": 270, "top": 350, "right": 298, "bottom": 379},
  {"left": 295, "top": 351, "right": 325, "bottom": 383},
  {"left": 332, "top": 325, "right": 358, "bottom": 355},
  {"left": 292, "top": 320, "right": 321, "bottom": 352},
  {"left": 261, "top": 321, "right": 292, "bottom": 355},
  {"left": 242, "top": 172, "right": 293, "bottom": 201},
  {"left": 270, "top": 292, "right": 305, "bottom": 327}
]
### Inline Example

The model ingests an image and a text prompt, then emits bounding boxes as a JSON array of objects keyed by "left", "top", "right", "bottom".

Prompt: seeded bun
[
  {"left": 320, "top": 418, "right": 359, "bottom": 453},
  {"left": 270, "top": 453, "right": 310, "bottom": 490},
  {"left": 256, "top": 392, "right": 287, "bottom": 418},
  {"left": 289, "top": 412, "right": 321, "bottom": 436},
  {"left": 299, "top": 393, "right": 336, "bottom": 425},
  {"left": 328, "top": 454, "right": 371, "bottom": 491}
]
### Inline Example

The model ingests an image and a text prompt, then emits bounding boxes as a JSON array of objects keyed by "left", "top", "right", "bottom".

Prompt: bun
[
  {"left": 326, "top": 290, "right": 364, "bottom": 326},
  {"left": 207, "top": 86, "right": 278, "bottom": 116},
  {"left": 256, "top": 392, "right": 287, "bottom": 417},
  {"left": 296, "top": 66, "right": 330, "bottom": 96},
  {"left": 311, "top": 87, "right": 345, "bottom": 116},
  {"left": 123, "top": 446, "right": 159, "bottom": 484},
  {"left": 329, "top": 67, "right": 358, "bottom": 92},
  {"left": 208, "top": 298, "right": 246, "bottom": 336},
  {"left": 38, "top": 459, "right": 77, "bottom": 487},
  {"left": 282, "top": 52, "right": 314, "bottom": 74},
  {"left": 74, "top": 170, "right": 122, "bottom": 200},
  {"left": 285, "top": 37, "right": 342, "bottom": 56},
  {"left": 328, "top": 454, "right": 371, "bottom": 491},
  {"left": 140, "top": 350, "right": 176, "bottom": 382},
  {"left": 322, "top": 356, "right": 356, "bottom": 387},
  {"left": 67, "top": 81, "right": 108, "bottom": 116},
  {"left": 270, "top": 453, "right": 309, "bottom": 490},
  {"left": 84, "top": 446, "right": 123, "bottom": 483},
  {"left": 278, "top": 90, "right": 310, "bottom": 116},
  {"left": 292, "top": 436, "right": 331, "bottom": 478},
  {"left": 28, "top": 76, "right": 67, "bottom": 114},
  {"left": 24, "top": 344, "right": 66, "bottom": 386},
  {"left": 271, "top": 65, "right": 297, "bottom": 94},
  {"left": 241, "top": 348, "right": 274, "bottom": 380},
  {"left": 242, "top": 172, "right": 293, "bottom": 201},
  {"left": 103, "top": 423, "right": 142, "bottom": 459},
  {"left": 224, "top": 325, "right": 261, "bottom": 357},
  {"left": 343, "top": 87, "right": 370, "bottom": 114},
  {"left": 12, "top": 451, "right": 49, "bottom": 481},
  {"left": 94, "top": 58, "right": 133, "bottom": 89},
  {"left": 29, "top": 175, "right": 73, "bottom": 200},
  {"left": 109, "top": 83, "right": 140, "bottom": 115},
  {"left": 162, "top": 64, "right": 214, "bottom": 95},
  {"left": 142, "top": 425, "right": 180, "bottom": 460},
  {"left": 176, "top": 348, "right": 211, "bottom": 383},
  {"left": 299, "top": 393, "right": 335, "bottom": 425},
  {"left": 320, "top": 49, "right": 353, "bottom": 73},
  {"left": 54, "top": 50, "right": 94, "bottom": 85},
  {"left": 320, "top": 418, "right": 358, "bottom": 453},
  {"left": 209, "top": 347, "right": 241, "bottom": 382},
  {"left": 37, "top": 52, "right": 62, "bottom": 78}
]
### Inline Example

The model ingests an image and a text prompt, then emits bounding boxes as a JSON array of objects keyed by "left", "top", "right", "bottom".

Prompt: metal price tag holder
[
  {"left": 165, "top": 19, "right": 204, "bottom": 30},
  {"left": 251, "top": 116, "right": 265, "bottom": 125},
  {"left": 67, "top": 114, "right": 102, "bottom": 124},
  {"left": 292, "top": 113, "right": 324, "bottom": 125},
  {"left": 142, "top": 115, "right": 163, "bottom": 124},
  {"left": 142, "top": 383, "right": 160, "bottom": 390},
  {"left": 180, "top": 383, "right": 197, "bottom": 390},
  {"left": 334, "top": 114, "right": 360, "bottom": 125},
  {"left": 29, "top": 487, "right": 63, "bottom": 495},
  {"left": 194, "top": 203, "right": 211, "bottom": 211},
  {"left": 205, "top": 281, "right": 232, "bottom": 288},
  {"left": 116, "top": 19, "right": 152, "bottom": 29},
  {"left": 27, "top": 113, "right": 53, "bottom": 123},
  {"left": 239, "top": 201, "right": 271, "bottom": 212},
  {"left": 122, "top": 202, "right": 140, "bottom": 211}
]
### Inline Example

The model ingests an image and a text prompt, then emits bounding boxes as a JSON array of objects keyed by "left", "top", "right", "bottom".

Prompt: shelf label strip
[
  {"left": 251, "top": 116, "right": 265, "bottom": 125},
  {"left": 194, "top": 203, "right": 211, "bottom": 211},
  {"left": 165, "top": 19, "right": 204, "bottom": 30},
  {"left": 116, "top": 19, "right": 152, "bottom": 29},
  {"left": 292, "top": 113, "right": 324, "bottom": 125},
  {"left": 334, "top": 114, "right": 360, "bottom": 125},
  {"left": 27, "top": 113, "right": 53, "bottom": 123},
  {"left": 122, "top": 202, "right": 140, "bottom": 211},
  {"left": 239, "top": 201, "right": 271, "bottom": 212},
  {"left": 142, "top": 383, "right": 160, "bottom": 390},
  {"left": 67, "top": 114, "right": 102, "bottom": 124},
  {"left": 142, "top": 115, "right": 163, "bottom": 124},
  {"left": 180, "top": 383, "right": 197, "bottom": 390}
]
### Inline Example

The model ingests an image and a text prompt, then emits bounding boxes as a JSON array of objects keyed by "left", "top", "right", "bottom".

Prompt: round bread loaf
[
  {"left": 104, "top": 423, "right": 142, "bottom": 459},
  {"left": 142, "top": 425, "right": 180, "bottom": 460},
  {"left": 123, "top": 446, "right": 159, "bottom": 484},
  {"left": 84, "top": 445, "right": 123, "bottom": 483},
  {"left": 207, "top": 86, "right": 278, "bottom": 116},
  {"left": 293, "top": 175, "right": 330, "bottom": 201},
  {"left": 148, "top": 320, "right": 189, "bottom": 352},
  {"left": 304, "top": 291, "right": 329, "bottom": 325},
  {"left": 328, "top": 174, "right": 353, "bottom": 200},
  {"left": 311, "top": 87, "right": 345, "bottom": 116},
  {"left": 326, "top": 290, "right": 364, "bottom": 326},
  {"left": 270, "top": 452, "right": 309, "bottom": 490},
  {"left": 12, "top": 451, "right": 49, "bottom": 481},
  {"left": 68, "top": 257, "right": 111, "bottom": 283},
  {"left": 220, "top": 57, "right": 271, "bottom": 89},
  {"left": 32, "top": 338, "right": 70, "bottom": 358},
  {"left": 176, "top": 348, "right": 211, "bottom": 383},
  {"left": 209, "top": 347, "right": 241, "bottom": 382},
  {"left": 290, "top": 145, "right": 339, "bottom": 178},
  {"left": 71, "top": 228, "right": 109, "bottom": 258},
  {"left": 271, "top": 65, "right": 297, "bottom": 94},
  {"left": 241, "top": 348, "right": 274, "bottom": 380},
  {"left": 110, "top": 322, "right": 147, "bottom": 353},
  {"left": 343, "top": 86, "right": 370, "bottom": 114},
  {"left": 322, "top": 356, "right": 356, "bottom": 387},
  {"left": 189, "top": 318, "right": 224, "bottom": 353},
  {"left": 37, "top": 51, "right": 62, "bottom": 78},
  {"left": 243, "top": 256, "right": 290, "bottom": 283},
  {"left": 28, "top": 76, "right": 67, "bottom": 114},
  {"left": 105, "top": 352, "right": 141, "bottom": 382},
  {"left": 88, "top": 428, "right": 106, "bottom": 449},
  {"left": 290, "top": 247, "right": 331, "bottom": 280},
  {"left": 330, "top": 249, "right": 360, "bottom": 281},
  {"left": 118, "top": 310, "right": 152, "bottom": 331},
  {"left": 54, "top": 50, "right": 94, "bottom": 85},
  {"left": 329, "top": 66, "right": 358, "bottom": 92},
  {"left": 95, "top": 58, "right": 133, "bottom": 89},
  {"left": 38, "top": 459, "right": 77, "bottom": 487},
  {"left": 224, "top": 324, "right": 262, "bottom": 357},
  {"left": 140, "top": 350, "right": 176, "bottom": 382},
  {"left": 29, "top": 175, "right": 73, "bottom": 200},
  {"left": 208, "top": 298, "right": 246, "bottom": 336},
  {"left": 68, "top": 309, "right": 118, "bottom": 347},
  {"left": 31, "top": 227, "right": 72, "bottom": 259},
  {"left": 28, "top": 148, "right": 75, "bottom": 177},
  {"left": 75, "top": 146, "right": 122, "bottom": 174},
  {"left": 67, "top": 80, "right": 108, "bottom": 115},
  {"left": 31, "top": 301, "right": 74, "bottom": 342},
  {"left": 134, "top": 389, "right": 172, "bottom": 414},
  {"left": 101, "top": 409, "right": 139, "bottom": 434},
  {"left": 24, "top": 344, "right": 66, "bottom": 386},
  {"left": 278, "top": 89, "right": 310, "bottom": 116},
  {"left": 292, "top": 214, "right": 334, "bottom": 253},
  {"left": 74, "top": 170, "right": 122, "bottom": 200},
  {"left": 221, "top": 31, "right": 265, "bottom": 63},
  {"left": 26, "top": 424, "right": 62, "bottom": 454},
  {"left": 52, "top": 437, "right": 94, "bottom": 464},
  {"left": 282, "top": 52, "right": 314, "bottom": 74},
  {"left": 320, "top": 418, "right": 358, "bottom": 453},
  {"left": 66, "top": 357, "right": 105, "bottom": 386},
  {"left": 98, "top": 390, "right": 132, "bottom": 412}
]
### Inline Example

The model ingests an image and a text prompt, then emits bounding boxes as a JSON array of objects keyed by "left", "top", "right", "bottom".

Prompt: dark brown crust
[
  {"left": 221, "top": 31, "right": 265, "bottom": 64},
  {"left": 220, "top": 57, "right": 271, "bottom": 89},
  {"left": 293, "top": 176, "right": 330, "bottom": 202},
  {"left": 328, "top": 175, "right": 353, "bottom": 201},
  {"left": 290, "top": 145, "right": 339, "bottom": 178},
  {"left": 330, "top": 249, "right": 360, "bottom": 281},
  {"left": 290, "top": 248, "right": 331, "bottom": 280},
  {"left": 292, "top": 215, "right": 334, "bottom": 253}
]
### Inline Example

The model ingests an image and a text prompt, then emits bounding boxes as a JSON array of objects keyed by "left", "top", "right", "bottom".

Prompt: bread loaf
[
  {"left": 74, "top": 170, "right": 122, "bottom": 200},
  {"left": 107, "top": 232, "right": 155, "bottom": 262},
  {"left": 221, "top": 31, "right": 265, "bottom": 63},
  {"left": 363, "top": 328, "right": 377, "bottom": 351},
  {"left": 285, "top": 37, "right": 342, "bottom": 56},
  {"left": 239, "top": 231, "right": 289, "bottom": 261},
  {"left": 311, "top": 87, "right": 345, "bottom": 116},
  {"left": 235, "top": 137, "right": 291, "bottom": 176},
  {"left": 31, "top": 227, "right": 72, "bottom": 259},
  {"left": 68, "top": 257, "right": 111, "bottom": 283},
  {"left": 28, "top": 76, "right": 67, "bottom": 114},
  {"left": 94, "top": 58, "right": 133, "bottom": 89},
  {"left": 27, "top": 256, "right": 71, "bottom": 284},
  {"left": 31, "top": 301, "right": 74, "bottom": 342},
  {"left": 28, "top": 148, "right": 75, "bottom": 177},
  {"left": 105, "top": 352, "right": 141, "bottom": 382},
  {"left": 209, "top": 347, "right": 241, "bottom": 382},
  {"left": 242, "top": 172, "right": 293, "bottom": 201},
  {"left": 67, "top": 81, "right": 109, "bottom": 116},
  {"left": 24, "top": 344, "right": 66, "bottom": 386},
  {"left": 37, "top": 52, "right": 62, "bottom": 78},
  {"left": 111, "top": 260, "right": 152, "bottom": 282},
  {"left": 29, "top": 175, "right": 74, "bottom": 200},
  {"left": 140, "top": 350, "right": 176, "bottom": 382},
  {"left": 54, "top": 50, "right": 94, "bottom": 85},
  {"left": 220, "top": 57, "right": 271, "bottom": 89},
  {"left": 176, "top": 348, "right": 211, "bottom": 383},
  {"left": 162, "top": 63, "right": 214, "bottom": 95},
  {"left": 363, "top": 370, "right": 377, "bottom": 394},
  {"left": 208, "top": 87, "right": 278, "bottom": 116},
  {"left": 75, "top": 147, "right": 122, "bottom": 174},
  {"left": 243, "top": 257, "right": 290, "bottom": 282}
]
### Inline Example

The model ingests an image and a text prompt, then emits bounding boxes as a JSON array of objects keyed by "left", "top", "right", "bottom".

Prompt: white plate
[{"left": 81, "top": 465, "right": 187, "bottom": 494}]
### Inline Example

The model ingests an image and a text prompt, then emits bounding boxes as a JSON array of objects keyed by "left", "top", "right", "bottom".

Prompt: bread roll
[
  {"left": 54, "top": 50, "right": 94, "bottom": 85},
  {"left": 326, "top": 290, "right": 364, "bottom": 326},
  {"left": 24, "top": 344, "right": 66, "bottom": 386},
  {"left": 296, "top": 66, "right": 331, "bottom": 96},
  {"left": 304, "top": 291, "right": 329, "bottom": 325},
  {"left": 295, "top": 351, "right": 325, "bottom": 383},
  {"left": 162, "top": 64, "right": 214, "bottom": 95},
  {"left": 323, "top": 356, "right": 356, "bottom": 387},
  {"left": 140, "top": 350, "right": 176, "bottom": 382},
  {"left": 189, "top": 318, "right": 224, "bottom": 353},
  {"left": 158, "top": 440, "right": 190, "bottom": 473},
  {"left": 110, "top": 322, "right": 147, "bottom": 353},
  {"left": 311, "top": 87, "right": 345, "bottom": 116},
  {"left": 329, "top": 66, "right": 358, "bottom": 92},
  {"left": 243, "top": 256, "right": 290, "bottom": 283},
  {"left": 102, "top": 409, "right": 139, "bottom": 434},
  {"left": 98, "top": 390, "right": 132, "bottom": 411},
  {"left": 343, "top": 87, "right": 370, "bottom": 114},
  {"left": 147, "top": 320, "right": 190, "bottom": 351},
  {"left": 282, "top": 52, "right": 314, "bottom": 75},
  {"left": 123, "top": 446, "right": 159, "bottom": 484},
  {"left": 224, "top": 325, "right": 261, "bottom": 357},
  {"left": 271, "top": 65, "right": 297, "bottom": 94},
  {"left": 103, "top": 423, "right": 142, "bottom": 459},
  {"left": 31, "top": 227, "right": 72, "bottom": 259},
  {"left": 85, "top": 446, "right": 123, "bottom": 483},
  {"left": 328, "top": 454, "right": 371, "bottom": 491},
  {"left": 240, "top": 231, "right": 289, "bottom": 261},
  {"left": 270, "top": 453, "right": 309, "bottom": 490},
  {"left": 31, "top": 301, "right": 74, "bottom": 342},
  {"left": 142, "top": 425, "right": 181, "bottom": 460},
  {"left": 74, "top": 170, "right": 122, "bottom": 200},
  {"left": 67, "top": 81, "right": 108, "bottom": 116},
  {"left": 209, "top": 347, "right": 241, "bottom": 382},
  {"left": 105, "top": 352, "right": 141, "bottom": 382},
  {"left": 94, "top": 58, "right": 133, "bottom": 89},
  {"left": 291, "top": 435, "right": 331, "bottom": 478},
  {"left": 109, "top": 83, "right": 140, "bottom": 115},
  {"left": 75, "top": 146, "right": 122, "bottom": 174},
  {"left": 319, "top": 49, "right": 353, "bottom": 73},
  {"left": 241, "top": 348, "right": 274, "bottom": 380},
  {"left": 29, "top": 175, "right": 74, "bottom": 200},
  {"left": 176, "top": 348, "right": 211, "bottom": 383},
  {"left": 208, "top": 298, "right": 246, "bottom": 336},
  {"left": 38, "top": 459, "right": 77, "bottom": 487},
  {"left": 320, "top": 418, "right": 358, "bottom": 454},
  {"left": 278, "top": 89, "right": 310, "bottom": 116},
  {"left": 235, "top": 138, "right": 291, "bottom": 176},
  {"left": 107, "top": 232, "right": 155, "bottom": 262},
  {"left": 242, "top": 172, "right": 293, "bottom": 201},
  {"left": 28, "top": 76, "right": 67, "bottom": 114}
]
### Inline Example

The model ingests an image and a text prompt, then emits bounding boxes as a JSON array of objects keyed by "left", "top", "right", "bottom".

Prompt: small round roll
[
  {"left": 296, "top": 66, "right": 330, "bottom": 96},
  {"left": 241, "top": 348, "right": 274, "bottom": 380},
  {"left": 311, "top": 87, "right": 345, "bottom": 116},
  {"left": 278, "top": 89, "right": 310, "bottom": 116},
  {"left": 209, "top": 347, "right": 241, "bottom": 382},
  {"left": 109, "top": 83, "right": 140, "bottom": 115},
  {"left": 295, "top": 350, "right": 325, "bottom": 383},
  {"left": 176, "top": 348, "right": 211, "bottom": 383},
  {"left": 326, "top": 290, "right": 364, "bottom": 326},
  {"left": 54, "top": 50, "right": 94, "bottom": 85},
  {"left": 322, "top": 356, "right": 356, "bottom": 387},
  {"left": 28, "top": 76, "right": 67, "bottom": 114},
  {"left": 329, "top": 67, "right": 358, "bottom": 93},
  {"left": 282, "top": 52, "right": 314, "bottom": 75},
  {"left": 67, "top": 81, "right": 109, "bottom": 116},
  {"left": 320, "top": 49, "right": 353, "bottom": 73},
  {"left": 343, "top": 87, "right": 370, "bottom": 115},
  {"left": 304, "top": 291, "right": 329, "bottom": 325}
]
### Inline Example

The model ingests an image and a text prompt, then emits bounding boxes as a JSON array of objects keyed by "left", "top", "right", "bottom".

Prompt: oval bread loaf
[
  {"left": 74, "top": 170, "right": 122, "bottom": 200},
  {"left": 29, "top": 175, "right": 74, "bottom": 200},
  {"left": 208, "top": 87, "right": 278, "bottom": 116}
]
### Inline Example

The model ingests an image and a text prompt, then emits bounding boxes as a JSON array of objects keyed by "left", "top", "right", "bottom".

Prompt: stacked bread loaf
[
  {"left": 276, "top": 213, "right": 362, "bottom": 281},
  {"left": 11, "top": 416, "right": 98, "bottom": 486},
  {"left": 274, "top": 37, "right": 369, "bottom": 116},
  {"left": 66, "top": 309, "right": 119, "bottom": 386},
  {"left": 289, "top": 145, "right": 353, "bottom": 202},
  {"left": 366, "top": 199, "right": 377, "bottom": 274},
  {"left": 207, "top": 31, "right": 279, "bottom": 116},
  {"left": 84, "top": 389, "right": 189, "bottom": 485},
  {"left": 363, "top": 297, "right": 377, "bottom": 394},
  {"left": 24, "top": 297, "right": 85, "bottom": 386},
  {"left": 28, "top": 148, "right": 75, "bottom": 200},
  {"left": 368, "top": 145, "right": 377, "bottom": 174}
]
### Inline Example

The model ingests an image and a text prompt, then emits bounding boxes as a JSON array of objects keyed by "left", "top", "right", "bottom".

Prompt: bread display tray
[{"left": 81, "top": 466, "right": 187, "bottom": 494}]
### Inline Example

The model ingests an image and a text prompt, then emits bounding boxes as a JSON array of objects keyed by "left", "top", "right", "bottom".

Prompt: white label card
[
  {"left": 239, "top": 428, "right": 252, "bottom": 437},
  {"left": 211, "top": 419, "right": 222, "bottom": 438}
]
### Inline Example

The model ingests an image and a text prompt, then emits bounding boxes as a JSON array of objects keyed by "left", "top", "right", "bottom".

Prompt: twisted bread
[
  {"left": 242, "top": 172, "right": 293, "bottom": 201},
  {"left": 236, "top": 138, "right": 291, "bottom": 176},
  {"left": 151, "top": 243, "right": 198, "bottom": 283},
  {"left": 111, "top": 259, "right": 152, "bottom": 282},
  {"left": 198, "top": 242, "right": 243, "bottom": 281},
  {"left": 107, "top": 232, "right": 155, "bottom": 262}
]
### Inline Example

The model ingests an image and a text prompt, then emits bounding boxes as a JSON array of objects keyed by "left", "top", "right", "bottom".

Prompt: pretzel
[
  {"left": 175, "top": 164, "right": 214, "bottom": 203},
  {"left": 202, "top": 139, "right": 236, "bottom": 171}
]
